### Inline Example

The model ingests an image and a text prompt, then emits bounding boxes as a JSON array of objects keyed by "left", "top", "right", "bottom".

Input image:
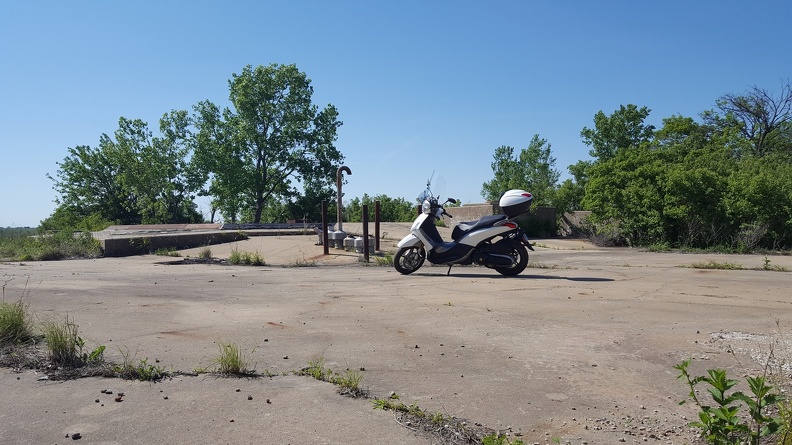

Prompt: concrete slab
[{"left": 2, "top": 232, "right": 791, "bottom": 444}]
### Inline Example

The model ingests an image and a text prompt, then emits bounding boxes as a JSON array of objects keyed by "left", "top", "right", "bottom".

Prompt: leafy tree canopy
[
  {"left": 193, "top": 63, "right": 343, "bottom": 223},
  {"left": 46, "top": 113, "right": 203, "bottom": 229},
  {"left": 580, "top": 104, "right": 655, "bottom": 161},
  {"left": 481, "top": 135, "right": 560, "bottom": 206}
]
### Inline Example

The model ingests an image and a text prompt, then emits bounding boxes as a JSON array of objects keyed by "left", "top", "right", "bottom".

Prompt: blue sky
[{"left": 2, "top": 1, "right": 791, "bottom": 227}]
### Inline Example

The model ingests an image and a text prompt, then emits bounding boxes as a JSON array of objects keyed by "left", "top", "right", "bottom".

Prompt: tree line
[
  {"left": 44, "top": 64, "right": 343, "bottom": 230},
  {"left": 44, "top": 65, "right": 792, "bottom": 250},
  {"left": 482, "top": 82, "right": 792, "bottom": 250}
]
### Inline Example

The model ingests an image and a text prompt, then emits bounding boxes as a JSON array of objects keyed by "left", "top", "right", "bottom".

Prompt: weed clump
[
  {"left": 215, "top": 341, "right": 252, "bottom": 375},
  {"left": 228, "top": 250, "right": 264, "bottom": 266},
  {"left": 0, "top": 300, "right": 35, "bottom": 346}
]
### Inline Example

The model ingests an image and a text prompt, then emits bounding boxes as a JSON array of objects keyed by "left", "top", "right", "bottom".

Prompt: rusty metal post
[
  {"left": 362, "top": 204, "right": 370, "bottom": 262},
  {"left": 336, "top": 166, "right": 351, "bottom": 231},
  {"left": 374, "top": 200, "right": 381, "bottom": 252},
  {"left": 321, "top": 200, "right": 329, "bottom": 255}
]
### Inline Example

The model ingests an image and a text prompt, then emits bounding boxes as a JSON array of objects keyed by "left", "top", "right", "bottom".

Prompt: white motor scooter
[{"left": 394, "top": 180, "right": 534, "bottom": 276}]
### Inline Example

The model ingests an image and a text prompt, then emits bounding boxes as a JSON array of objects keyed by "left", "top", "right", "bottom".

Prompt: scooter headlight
[{"left": 422, "top": 199, "right": 432, "bottom": 214}]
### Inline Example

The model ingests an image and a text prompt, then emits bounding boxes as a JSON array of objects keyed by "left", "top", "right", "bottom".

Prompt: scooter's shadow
[{"left": 409, "top": 271, "right": 614, "bottom": 282}]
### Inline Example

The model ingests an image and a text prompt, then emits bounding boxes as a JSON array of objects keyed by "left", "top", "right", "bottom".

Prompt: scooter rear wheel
[
  {"left": 494, "top": 244, "right": 528, "bottom": 276},
  {"left": 394, "top": 246, "right": 426, "bottom": 275}
]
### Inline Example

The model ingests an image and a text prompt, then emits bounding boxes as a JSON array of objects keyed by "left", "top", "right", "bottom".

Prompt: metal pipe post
[
  {"left": 336, "top": 166, "right": 351, "bottom": 231},
  {"left": 374, "top": 200, "right": 381, "bottom": 252},
  {"left": 321, "top": 200, "right": 329, "bottom": 255},
  {"left": 362, "top": 204, "right": 370, "bottom": 262}
]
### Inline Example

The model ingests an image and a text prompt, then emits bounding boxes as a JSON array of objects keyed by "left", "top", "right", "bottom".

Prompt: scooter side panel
[{"left": 457, "top": 226, "right": 514, "bottom": 246}]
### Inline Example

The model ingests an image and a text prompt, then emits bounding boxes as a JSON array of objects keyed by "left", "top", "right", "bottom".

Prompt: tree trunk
[{"left": 254, "top": 196, "right": 264, "bottom": 223}]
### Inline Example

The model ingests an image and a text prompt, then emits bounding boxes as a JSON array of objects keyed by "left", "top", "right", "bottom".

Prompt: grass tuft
[
  {"left": 155, "top": 247, "right": 181, "bottom": 257},
  {"left": 198, "top": 246, "right": 213, "bottom": 260},
  {"left": 215, "top": 341, "right": 252, "bottom": 375},
  {"left": 229, "top": 249, "right": 265, "bottom": 266},
  {"left": 42, "top": 315, "right": 84, "bottom": 368},
  {"left": 0, "top": 299, "right": 35, "bottom": 345}
]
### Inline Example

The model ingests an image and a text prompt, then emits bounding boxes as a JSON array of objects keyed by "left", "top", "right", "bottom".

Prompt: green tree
[
  {"left": 706, "top": 81, "right": 792, "bottom": 157},
  {"left": 481, "top": 135, "right": 560, "bottom": 206},
  {"left": 345, "top": 194, "right": 416, "bottom": 222},
  {"left": 47, "top": 115, "right": 203, "bottom": 228},
  {"left": 580, "top": 104, "right": 655, "bottom": 161},
  {"left": 554, "top": 160, "right": 592, "bottom": 216},
  {"left": 724, "top": 154, "right": 792, "bottom": 250},
  {"left": 582, "top": 144, "right": 667, "bottom": 245},
  {"left": 193, "top": 64, "right": 343, "bottom": 223}
]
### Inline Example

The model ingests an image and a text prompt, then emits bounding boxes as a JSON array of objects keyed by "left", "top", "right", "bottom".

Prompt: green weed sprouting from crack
[
  {"left": 113, "top": 347, "right": 169, "bottom": 381},
  {"left": 372, "top": 252, "right": 394, "bottom": 267},
  {"left": 684, "top": 260, "right": 744, "bottom": 270},
  {"left": 762, "top": 256, "right": 791, "bottom": 272},
  {"left": 680, "top": 259, "right": 791, "bottom": 272},
  {"left": 155, "top": 247, "right": 181, "bottom": 257},
  {"left": 43, "top": 315, "right": 90, "bottom": 368},
  {"left": 372, "top": 392, "right": 507, "bottom": 444},
  {"left": 198, "top": 246, "right": 213, "bottom": 260},
  {"left": 527, "top": 261, "right": 570, "bottom": 270},
  {"left": 228, "top": 249, "right": 265, "bottom": 266},
  {"left": 214, "top": 341, "right": 257, "bottom": 376},
  {"left": 675, "top": 359, "right": 784, "bottom": 445},
  {"left": 297, "top": 356, "right": 366, "bottom": 397},
  {"left": 482, "top": 433, "right": 526, "bottom": 445},
  {"left": 285, "top": 255, "right": 317, "bottom": 267},
  {"left": 0, "top": 299, "right": 35, "bottom": 346}
]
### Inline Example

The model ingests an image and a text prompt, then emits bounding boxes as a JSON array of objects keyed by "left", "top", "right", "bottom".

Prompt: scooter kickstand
[{"left": 446, "top": 265, "right": 452, "bottom": 276}]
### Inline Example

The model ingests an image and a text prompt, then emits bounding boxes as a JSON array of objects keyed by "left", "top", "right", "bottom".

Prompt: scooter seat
[{"left": 451, "top": 214, "right": 507, "bottom": 240}]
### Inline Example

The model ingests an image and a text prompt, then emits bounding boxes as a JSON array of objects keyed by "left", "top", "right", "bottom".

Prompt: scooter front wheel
[
  {"left": 394, "top": 246, "right": 426, "bottom": 275},
  {"left": 494, "top": 244, "right": 529, "bottom": 276}
]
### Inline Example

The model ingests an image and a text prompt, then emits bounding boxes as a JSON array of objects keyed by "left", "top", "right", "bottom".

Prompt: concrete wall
[{"left": 99, "top": 231, "right": 245, "bottom": 257}]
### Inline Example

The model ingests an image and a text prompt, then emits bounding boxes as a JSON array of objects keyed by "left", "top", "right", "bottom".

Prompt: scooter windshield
[{"left": 416, "top": 173, "right": 446, "bottom": 203}]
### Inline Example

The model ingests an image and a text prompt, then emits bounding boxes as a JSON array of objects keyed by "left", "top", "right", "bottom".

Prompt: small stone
[
  {"left": 235, "top": 388, "right": 241, "bottom": 392},
  {"left": 283, "top": 356, "right": 289, "bottom": 359},
  {"left": 247, "top": 395, "right": 253, "bottom": 400},
  {"left": 114, "top": 396, "right": 123, "bottom": 402},
  {"left": 266, "top": 399, "right": 271, "bottom": 404},
  {"left": 71, "top": 433, "right": 82, "bottom": 440},
  {"left": 163, "top": 396, "right": 169, "bottom": 400}
]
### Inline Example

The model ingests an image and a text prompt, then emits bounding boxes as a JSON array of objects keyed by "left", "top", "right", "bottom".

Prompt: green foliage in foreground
[
  {"left": 0, "top": 229, "right": 100, "bottom": 261},
  {"left": 675, "top": 360, "right": 784, "bottom": 445}
]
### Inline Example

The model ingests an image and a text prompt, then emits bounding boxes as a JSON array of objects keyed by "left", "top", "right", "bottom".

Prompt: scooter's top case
[{"left": 499, "top": 190, "right": 533, "bottom": 218}]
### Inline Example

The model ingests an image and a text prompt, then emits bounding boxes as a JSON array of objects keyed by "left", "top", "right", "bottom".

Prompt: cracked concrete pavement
[{"left": 2, "top": 225, "right": 791, "bottom": 444}]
